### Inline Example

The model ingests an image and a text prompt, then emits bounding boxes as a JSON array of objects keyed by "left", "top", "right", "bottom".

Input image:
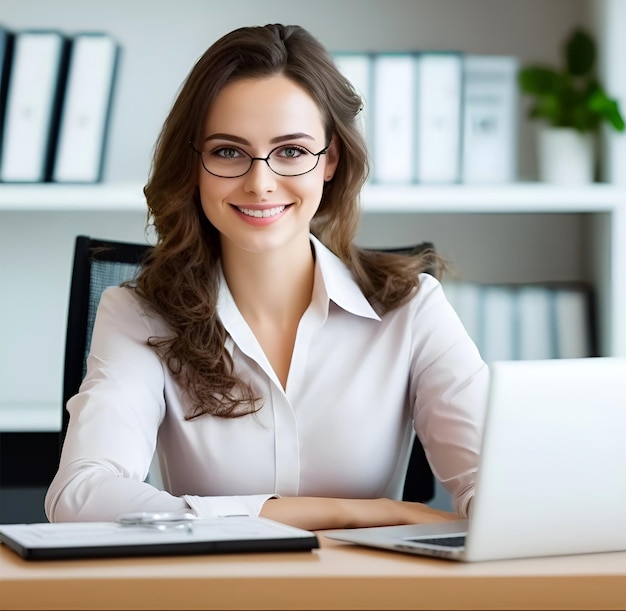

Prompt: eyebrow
[{"left": 203, "top": 132, "right": 315, "bottom": 145}]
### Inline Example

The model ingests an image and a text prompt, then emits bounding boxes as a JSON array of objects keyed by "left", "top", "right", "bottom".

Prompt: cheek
[
  {"left": 198, "top": 172, "right": 229, "bottom": 198},
  {"left": 197, "top": 178, "right": 230, "bottom": 223},
  {"left": 295, "top": 174, "right": 325, "bottom": 205}
]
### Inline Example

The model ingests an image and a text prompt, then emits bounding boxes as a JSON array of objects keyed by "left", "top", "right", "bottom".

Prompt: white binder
[
  {"left": 553, "top": 285, "right": 593, "bottom": 359},
  {"left": 52, "top": 33, "right": 119, "bottom": 183},
  {"left": 480, "top": 284, "right": 517, "bottom": 363},
  {"left": 415, "top": 52, "right": 463, "bottom": 183},
  {"left": 516, "top": 284, "right": 555, "bottom": 360},
  {"left": 333, "top": 52, "right": 371, "bottom": 144},
  {"left": 371, "top": 53, "right": 416, "bottom": 183},
  {"left": 461, "top": 55, "right": 518, "bottom": 184},
  {"left": 0, "top": 30, "right": 69, "bottom": 182},
  {"left": 442, "top": 280, "right": 483, "bottom": 348}
]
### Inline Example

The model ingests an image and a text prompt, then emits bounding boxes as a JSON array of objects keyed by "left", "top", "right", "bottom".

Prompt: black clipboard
[{"left": 0, "top": 516, "right": 319, "bottom": 560}]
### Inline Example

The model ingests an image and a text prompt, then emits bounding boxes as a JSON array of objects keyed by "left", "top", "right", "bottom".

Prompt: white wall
[
  {"left": 591, "top": 0, "right": 626, "bottom": 186},
  {"left": 0, "top": 211, "right": 147, "bottom": 409}
]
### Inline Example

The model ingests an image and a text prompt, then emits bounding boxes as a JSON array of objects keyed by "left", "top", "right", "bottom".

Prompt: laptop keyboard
[{"left": 407, "top": 535, "right": 466, "bottom": 548}]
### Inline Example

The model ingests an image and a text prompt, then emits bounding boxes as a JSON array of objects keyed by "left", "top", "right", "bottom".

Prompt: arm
[
  {"left": 45, "top": 287, "right": 183, "bottom": 521},
  {"left": 408, "top": 275, "right": 490, "bottom": 518},
  {"left": 46, "top": 287, "right": 280, "bottom": 523},
  {"left": 260, "top": 497, "right": 459, "bottom": 531}
]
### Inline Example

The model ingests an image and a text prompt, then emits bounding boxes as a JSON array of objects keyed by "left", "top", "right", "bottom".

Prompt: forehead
[{"left": 204, "top": 75, "right": 326, "bottom": 140}]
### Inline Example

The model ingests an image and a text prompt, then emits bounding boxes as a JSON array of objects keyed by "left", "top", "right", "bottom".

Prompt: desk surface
[{"left": 1, "top": 532, "right": 625, "bottom": 610}]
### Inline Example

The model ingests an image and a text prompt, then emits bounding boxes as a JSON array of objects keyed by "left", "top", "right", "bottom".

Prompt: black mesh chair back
[
  {"left": 61, "top": 236, "right": 152, "bottom": 449},
  {"left": 61, "top": 236, "right": 437, "bottom": 503}
]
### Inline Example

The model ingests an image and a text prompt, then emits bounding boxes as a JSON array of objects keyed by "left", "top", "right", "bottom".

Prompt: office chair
[
  {"left": 61, "top": 236, "right": 152, "bottom": 449},
  {"left": 61, "top": 235, "right": 437, "bottom": 502}
]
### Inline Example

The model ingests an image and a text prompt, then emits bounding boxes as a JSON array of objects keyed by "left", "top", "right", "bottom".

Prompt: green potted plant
[{"left": 518, "top": 27, "right": 625, "bottom": 184}]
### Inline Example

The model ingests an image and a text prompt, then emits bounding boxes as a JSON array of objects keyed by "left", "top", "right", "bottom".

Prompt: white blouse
[{"left": 45, "top": 236, "right": 489, "bottom": 522}]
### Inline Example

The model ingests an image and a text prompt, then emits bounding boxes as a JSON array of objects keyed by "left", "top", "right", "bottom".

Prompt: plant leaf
[
  {"left": 532, "top": 94, "right": 562, "bottom": 126},
  {"left": 571, "top": 105, "right": 599, "bottom": 132},
  {"left": 518, "top": 66, "right": 560, "bottom": 94},
  {"left": 566, "top": 28, "right": 595, "bottom": 76},
  {"left": 588, "top": 89, "right": 626, "bottom": 131}
]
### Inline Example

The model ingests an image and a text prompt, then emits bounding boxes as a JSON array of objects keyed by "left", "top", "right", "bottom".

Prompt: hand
[{"left": 259, "top": 496, "right": 460, "bottom": 531}]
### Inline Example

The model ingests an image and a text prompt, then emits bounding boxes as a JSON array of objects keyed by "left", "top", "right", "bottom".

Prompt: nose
[{"left": 243, "top": 158, "right": 277, "bottom": 195}]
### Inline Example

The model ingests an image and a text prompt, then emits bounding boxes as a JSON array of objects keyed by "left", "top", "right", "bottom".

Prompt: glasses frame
[
  {"left": 117, "top": 511, "right": 196, "bottom": 532},
  {"left": 189, "top": 140, "right": 329, "bottom": 178}
]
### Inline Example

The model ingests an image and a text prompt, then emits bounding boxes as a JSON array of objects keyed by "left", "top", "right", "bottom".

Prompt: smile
[{"left": 236, "top": 206, "right": 287, "bottom": 218}]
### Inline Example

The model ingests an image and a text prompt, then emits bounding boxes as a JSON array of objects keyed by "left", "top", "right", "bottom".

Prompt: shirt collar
[
  {"left": 309, "top": 234, "right": 380, "bottom": 321},
  {"left": 216, "top": 235, "right": 380, "bottom": 327}
]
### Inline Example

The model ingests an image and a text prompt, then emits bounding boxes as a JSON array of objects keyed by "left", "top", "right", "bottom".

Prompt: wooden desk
[{"left": 1, "top": 532, "right": 624, "bottom": 610}]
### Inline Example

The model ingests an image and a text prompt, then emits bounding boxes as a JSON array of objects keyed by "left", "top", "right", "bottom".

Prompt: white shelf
[
  {"left": 0, "top": 182, "right": 623, "bottom": 213},
  {"left": 0, "top": 183, "right": 146, "bottom": 211},
  {"left": 362, "top": 183, "right": 624, "bottom": 213},
  {"left": 0, "top": 402, "right": 61, "bottom": 432}
]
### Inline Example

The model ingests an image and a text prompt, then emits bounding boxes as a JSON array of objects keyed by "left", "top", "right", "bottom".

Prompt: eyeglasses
[
  {"left": 190, "top": 140, "right": 329, "bottom": 178},
  {"left": 117, "top": 511, "right": 196, "bottom": 532}
]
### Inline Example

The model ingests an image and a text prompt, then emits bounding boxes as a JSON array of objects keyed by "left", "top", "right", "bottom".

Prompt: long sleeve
[
  {"left": 408, "top": 275, "right": 489, "bottom": 517},
  {"left": 45, "top": 288, "right": 274, "bottom": 522},
  {"left": 46, "top": 287, "right": 179, "bottom": 521}
]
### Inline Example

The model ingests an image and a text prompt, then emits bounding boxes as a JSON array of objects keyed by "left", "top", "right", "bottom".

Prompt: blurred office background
[{"left": 1, "top": 0, "right": 624, "bottom": 521}]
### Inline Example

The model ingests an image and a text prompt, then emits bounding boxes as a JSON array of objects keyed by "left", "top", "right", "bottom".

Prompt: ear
[{"left": 323, "top": 134, "right": 341, "bottom": 182}]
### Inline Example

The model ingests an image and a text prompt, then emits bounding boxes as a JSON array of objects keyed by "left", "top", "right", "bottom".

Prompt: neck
[{"left": 220, "top": 235, "right": 315, "bottom": 328}]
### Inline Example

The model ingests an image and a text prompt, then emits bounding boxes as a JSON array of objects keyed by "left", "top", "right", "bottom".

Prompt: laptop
[
  {"left": 326, "top": 357, "right": 626, "bottom": 562},
  {"left": 0, "top": 515, "right": 318, "bottom": 560}
]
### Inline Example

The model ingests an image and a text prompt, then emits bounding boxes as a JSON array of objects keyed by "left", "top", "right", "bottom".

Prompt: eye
[
  {"left": 274, "top": 145, "right": 309, "bottom": 160},
  {"left": 210, "top": 146, "right": 246, "bottom": 160}
]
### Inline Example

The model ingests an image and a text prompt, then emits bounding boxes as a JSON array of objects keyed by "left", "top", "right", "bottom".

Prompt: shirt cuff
[
  {"left": 183, "top": 494, "right": 278, "bottom": 518},
  {"left": 456, "top": 492, "right": 473, "bottom": 519}
]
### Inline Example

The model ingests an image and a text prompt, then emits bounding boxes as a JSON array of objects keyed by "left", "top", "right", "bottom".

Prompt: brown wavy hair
[{"left": 134, "top": 23, "right": 443, "bottom": 419}]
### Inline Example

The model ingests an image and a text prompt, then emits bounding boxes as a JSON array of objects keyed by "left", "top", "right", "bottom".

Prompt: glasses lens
[
  {"left": 201, "top": 148, "right": 252, "bottom": 178},
  {"left": 266, "top": 145, "right": 320, "bottom": 176}
]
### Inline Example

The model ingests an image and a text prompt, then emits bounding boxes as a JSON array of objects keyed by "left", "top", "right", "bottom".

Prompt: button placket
[{"left": 270, "top": 383, "right": 301, "bottom": 495}]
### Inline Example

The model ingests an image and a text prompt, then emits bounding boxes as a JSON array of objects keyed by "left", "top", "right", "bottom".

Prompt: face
[{"left": 196, "top": 74, "right": 339, "bottom": 257}]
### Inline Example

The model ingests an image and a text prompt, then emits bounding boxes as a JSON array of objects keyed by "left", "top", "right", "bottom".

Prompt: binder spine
[
  {"left": 43, "top": 35, "right": 71, "bottom": 182},
  {"left": 0, "top": 27, "right": 15, "bottom": 162},
  {"left": 97, "top": 43, "right": 120, "bottom": 182}
]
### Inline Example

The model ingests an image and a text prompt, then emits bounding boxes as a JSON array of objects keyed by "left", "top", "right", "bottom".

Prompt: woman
[{"left": 45, "top": 24, "right": 488, "bottom": 530}]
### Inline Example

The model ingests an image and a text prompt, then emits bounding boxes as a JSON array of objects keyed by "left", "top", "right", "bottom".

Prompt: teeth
[{"left": 238, "top": 206, "right": 286, "bottom": 218}]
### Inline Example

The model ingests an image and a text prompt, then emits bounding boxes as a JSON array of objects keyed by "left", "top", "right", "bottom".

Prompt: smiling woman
[{"left": 45, "top": 23, "right": 489, "bottom": 532}]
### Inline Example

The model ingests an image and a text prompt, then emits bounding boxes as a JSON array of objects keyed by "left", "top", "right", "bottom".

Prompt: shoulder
[
  {"left": 413, "top": 272, "right": 445, "bottom": 301},
  {"left": 401, "top": 273, "right": 466, "bottom": 335},
  {"left": 100, "top": 285, "right": 146, "bottom": 314},
  {"left": 98, "top": 286, "right": 169, "bottom": 335},
  {"left": 403, "top": 273, "right": 483, "bottom": 360},
  {"left": 404, "top": 273, "right": 447, "bottom": 312}
]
